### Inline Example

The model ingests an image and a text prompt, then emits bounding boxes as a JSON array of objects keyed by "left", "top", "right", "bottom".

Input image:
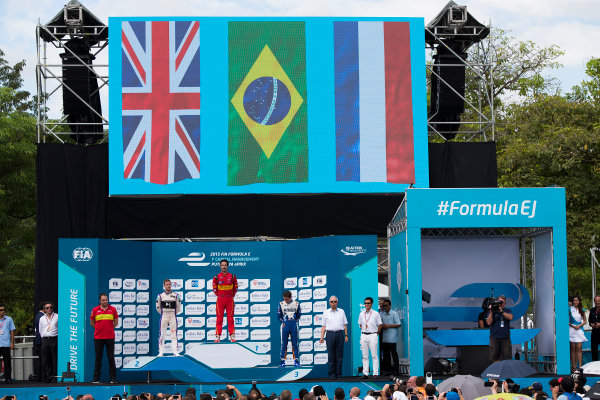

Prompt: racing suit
[
  {"left": 156, "top": 291, "right": 181, "bottom": 354},
  {"left": 213, "top": 272, "right": 238, "bottom": 336},
  {"left": 277, "top": 300, "right": 301, "bottom": 362}
]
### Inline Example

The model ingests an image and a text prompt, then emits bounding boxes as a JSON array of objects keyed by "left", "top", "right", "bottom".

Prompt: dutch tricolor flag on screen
[{"left": 334, "top": 21, "right": 415, "bottom": 184}]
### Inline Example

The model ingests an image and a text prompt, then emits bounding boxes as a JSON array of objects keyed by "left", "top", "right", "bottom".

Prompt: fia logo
[{"left": 73, "top": 247, "right": 93, "bottom": 261}]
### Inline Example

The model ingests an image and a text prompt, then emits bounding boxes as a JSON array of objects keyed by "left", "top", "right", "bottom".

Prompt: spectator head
[
  {"left": 186, "top": 389, "right": 197, "bottom": 397},
  {"left": 216, "top": 390, "right": 229, "bottom": 400},
  {"left": 303, "top": 394, "right": 315, "bottom": 400},
  {"left": 349, "top": 388, "right": 361, "bottom": 399},
  {"left": 281, "top": 391, "right": 292, "bottom": 400},
  {"left": 531, "top": 383, "right": 543, "bottom": 392},
  {"left": 76, "top": 395, "right": 85, "bottom": 400},
  {"left": 249, "top": 391, "right": 261, "bottom": 400},
  {"left": 425, "top": 384, "right": 436, "bottom": 396},
  {"left": 549, "top": 379, "right": 560, "bottom": 389},
  {"left": 238, "top": 397, "right": 248, "bottom": 400},
  {"left": 407, "top": 377, "right": 417, "bottom": 388},
  {"left": 200, "top": 394, "right": 213, "bottom": 400},
  {"left": 334, "top": 388, "right": 345, "bottom": 400},
  {"left": 560, "top": 377, "right": 575, "bottom": 393},
  {"left": 415, "top": 376, "right": 426, "bottom": 388},
  {"left": 298, "top": 389, "right": 309, "bottom": 400},
  {"left": 534, "top": 391, "right": 549, "bottom": 400},
  {"left": 81, "top": 395, "right": 95, "bottom": 400},
  {"left": 519, "top": 388, "right": 533, "bottom": 397},
  {"left": 397, "top": 385, "right": 407, "bottom": 395},
  {"left": 312, "top": 386, "right": 326, "bottom": 397},
  {"left": 446, "top": 393, "right": 459, "bottom": 400}
]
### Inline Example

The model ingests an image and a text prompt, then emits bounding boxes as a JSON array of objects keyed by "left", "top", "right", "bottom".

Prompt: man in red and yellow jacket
[
  {"left": 212, "top": 259, "right": 238, "bottom": 342},
  {"left": 90, "top": 293, "right": 118, "bottom": 383}
]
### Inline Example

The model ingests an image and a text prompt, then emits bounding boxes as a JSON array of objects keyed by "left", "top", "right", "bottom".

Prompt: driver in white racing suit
[{"left": 155, "top": 279, "right": 182, "bottom": 356}]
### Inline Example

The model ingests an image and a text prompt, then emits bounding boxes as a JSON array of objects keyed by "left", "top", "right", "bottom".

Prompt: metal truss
[
  {"left": 426, "top": 27, "right": 495, "bottom": 142},
  {"left": 36, "top": 20, "right": 108, "bottom": 143}
]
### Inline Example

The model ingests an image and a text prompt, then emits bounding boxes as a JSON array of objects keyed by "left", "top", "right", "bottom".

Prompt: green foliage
[
  {"left": 0, "top": 49, "right": 36, "bottom": 334},
  {"left": 497, "top": 60, "right": 600, "bottom": 300}
]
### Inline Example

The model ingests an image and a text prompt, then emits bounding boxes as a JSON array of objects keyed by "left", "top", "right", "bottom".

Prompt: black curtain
[
  {"left": 428, "top": 142, "right": 497, "bottom": 188},
  {"left": 36, "top": 143, "right": 403, "bottom": 305}
]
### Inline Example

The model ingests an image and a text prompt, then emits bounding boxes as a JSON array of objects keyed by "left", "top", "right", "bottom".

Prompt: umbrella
[
  {"left": 437, "top": 375, "right": 490, "bottom": 400},
  {"left": 481, "top": 360, "right": 537, "bottom": 380},
  {"left": 582, "top": 361, "right": 600, "bottom": 376},
  {"left": 475, "top": 394, "right": 533, "bottom": 400},
  {"left": 585, "top": 381, "right": 600, "bottom": 400}
]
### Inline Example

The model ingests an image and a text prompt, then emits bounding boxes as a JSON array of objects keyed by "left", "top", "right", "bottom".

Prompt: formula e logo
[
  {"left": 341, "top": 245, "right": 366, "bottom": 256},
  {"left": 73, "top": 247, "right": 93, "bottom": 261},
  {"left": 178, "top": 252, "right": 210, "bottom": 266},
  {"left": 284, "top": 278, "right": 297, "bottom": 288}
]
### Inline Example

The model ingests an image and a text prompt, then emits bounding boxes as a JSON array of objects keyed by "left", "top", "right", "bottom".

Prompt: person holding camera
[{"left": 485, "top": 295, "right": 513, "bottom": 362}]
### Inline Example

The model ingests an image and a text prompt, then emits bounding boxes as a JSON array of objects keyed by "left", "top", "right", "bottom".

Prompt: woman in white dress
[{"left": 569, "top": 295, "right": 587, "bottom": 371}]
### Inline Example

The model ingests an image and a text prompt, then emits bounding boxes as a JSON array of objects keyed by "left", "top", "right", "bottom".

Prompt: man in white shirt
[
  {"left": 320, "top": 295, "right": 348, "bottom": 379},
  {"left": 39, "top": 302, "right": 58, "bottom": 383},
  {"left": 358, "top": 296, "right": 382, "bottom": 377}
]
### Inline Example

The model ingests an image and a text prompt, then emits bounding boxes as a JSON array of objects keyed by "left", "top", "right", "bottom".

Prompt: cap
[{"left": 446, "top": 392, "right": 460, "bottom": 400}]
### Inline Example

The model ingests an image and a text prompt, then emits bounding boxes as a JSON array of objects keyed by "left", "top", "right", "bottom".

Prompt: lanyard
[
  {"left": 45, "top": 313, "right": 54, "bottom": 330},
  {"left": 364, "top": 310, "right": 373, "bottom": 326}
]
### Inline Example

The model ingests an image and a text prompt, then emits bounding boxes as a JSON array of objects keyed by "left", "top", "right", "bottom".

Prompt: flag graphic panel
[
  {"left": 121, "top": 20, "right": 201, "bottom": 185},
  {"left": 228, "top": 21, "right": 308, "bottom": 186}
]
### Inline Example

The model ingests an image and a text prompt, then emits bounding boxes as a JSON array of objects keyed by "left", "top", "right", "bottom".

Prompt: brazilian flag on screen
[{"left": 228, "top": 21, "right": 308, "bottom": 186}]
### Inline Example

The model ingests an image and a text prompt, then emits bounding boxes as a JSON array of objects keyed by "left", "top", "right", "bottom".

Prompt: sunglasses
[
  {"left": 45, "top": 306, "right": 53, "bottom": 309},
  {"left": 330, "top": 300, "right": 338, "bottom": 303},
  {"left": 0, "top": 309, "right": 5, "bottom": 312}
]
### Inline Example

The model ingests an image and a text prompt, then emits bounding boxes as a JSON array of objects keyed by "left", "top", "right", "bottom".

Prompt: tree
[{"left": 0, "top": 49, "right": 36, "bottom": 333}]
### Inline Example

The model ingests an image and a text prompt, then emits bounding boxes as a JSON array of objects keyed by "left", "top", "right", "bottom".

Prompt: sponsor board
[
  {"left": 137, "top": 318, "right": 150, "bottom": 329},
  {"left": 123, "top": 343, "right": 136, "bottom": 355},
  {"left": 137, "top": 330, "right": 150, "bottom": 341},
  {"left": 185, "top": 278, "right": 205, "bottom": 290},
  {"left": 313, "top": 288, "right": 327, "bottom": 300},
  {"left": 250, "top": 304, "right": 270, "bottom": 315},
  {"left": 170, "top": 279, "right": 184, "bottom": 290},
  {"left": 234, "top": 291, "right": 249, "bottom": 302},
  {"left": 234, "top": 317, "right": 249, "bottom": 327},
  {"left": 300, "top": 302, "right": 312, "bottom": 313},
  {"left": 313, "top": 275, "right": 327, "bottom": 287},
  {"left": 123, "top": 356, "right": 136, "bottom": 367},
  {"left": 123, "top": 279, "right": 136, "bottom": 290},
  {"left": 284, "top": 277, "right": 297, "bottom": 289},
  {"left": 314, "top": 353, "right": 328, "bottom": 364},
  {"left": 123, "top": 331, "right": 136, "bottom": 342},
  {"left": 109, "top": 278, "right": 122, "bottom": 290},
  {"left": 177, "top": 317, "right": 183, "bottom": 328},
  {"left": 177, "top": 342, "right": 184, "bottom": 353},
  {"left": 341, "top": 245, "right": 367, "bottom": 256},
  {"left": 237, "top": 279, "right": 249, "bottom": 290},
  {"left": 122, "top": 317, "right": 136, "bottom": 329},
  {"left": 234, "top": 303, "right": 249, "bottom": 315},
  {"left": 241, "top": 341, "right": 270, "bottom": 353},
  {"left": 185, "top": 317, "right": 206, "bottom": 328},
  {"left": 185, "top": 291, "right": 205, "bottom": 302},
  {"left": 114, "top": 343, "right": 122, "bottom": 355},
  {"left": 206, "top": 292, "right": 217, "bottom": 302},
  {"left": 249, "top": 316, "right": 270, "bottom": 327},
  {"left": 175, "top": 291, "right": 184, "bottom": 304},
  {"left": 314, "top": 340, "right": 327, "bottom": 352},
  {"left": 116, "top": 319, "right": 122, "bottom": 329},
  {"left": 300, "top": 353, "right": 313, "bottom": 365},
  {"left": 313, "top": 314, "right": 323, "bottom": 325},
  {"left": 137, "top": 343, "right": 150, "bottom": 354},
  {"left": 123, "top": 304, "right": 136, "bottom": 316},
  {"left": 313, "top": 328, "right": 322, "bottom": 339},
  {"left": 299, "top": 328, "right": 313, "bottom": 339},
  {"left": 250, "top": 279, "right": 270, "bottom": 290},
  {"left": 185, "top": 330, "right": 206, "bottom": 341},
  {"left": 298, "top": 276, "right": 312, "bottom": 288},
  {"left": 250, "top": 291, "right": 270, "bottom": 302},
  {"left": 313, "top": 301, "right": 327, "bottom": 313},
  {"left": 136, "top": 305, "right": 150, "bottom": 316},
  {"left": 250, "top": 329, "right": 271, "bottom": 340},
  {"left": 115, "top": 357, "right": 122, "bottom": 368},
  {"left": 123, "top": 291, "right": 136, "bottom": 303},
  {"left": 114, "top": 304, "right": 122, "bottom": 315},
  {"left": 298, "top": 289, "right": 312, "bottom": 301},
  {"left": 206, "top": 331, "right": 228, "bottom": 341},
  {"left": 206, "top": 316, "right": 225, "bottom": 328},
  {"left": 137, "top": 292, "right": 150, "bottom": 303},
  {"left": 234, "top": 329, "right": 249, "bottom": 341},
  {"left": 299, "top": 315, "right": 312, "bottom": 327},
  {"left": 109, "top": 291, "right": 122, "bottom": 303},
  {"left": 165, "top": 330, "right": 183, "bottom": 340},
  {"left": 115, "top": 331, "right": 122, "bottom": 341},
  {"left": 289, "top": 290, "right": 298, "bottom": 300},
  {"left": 299, "top": 340, "right": 313, "bottom": 352},
  {"left": 137, "top": 279, "right": 149, "bottom": 290},
  {"left": 185, "top": 304, "right": 206, "bottom": 315},
  {"left": 207, "top": 304, "right": 217, "bottom": 315}
]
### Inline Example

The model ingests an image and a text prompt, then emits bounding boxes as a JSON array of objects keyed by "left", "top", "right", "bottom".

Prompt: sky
[{"left": 0, "top": 0, "right": 598, "bottom": 118}]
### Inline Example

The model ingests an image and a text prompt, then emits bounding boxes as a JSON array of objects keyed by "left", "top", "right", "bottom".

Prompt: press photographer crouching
[{"left": 485, "top": 295, "right": 513, "bottom": 362}]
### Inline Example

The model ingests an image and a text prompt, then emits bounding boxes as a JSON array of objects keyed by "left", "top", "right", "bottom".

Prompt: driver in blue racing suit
[{"left": 277, "top": 290, "right": 301, "bottom": 367}]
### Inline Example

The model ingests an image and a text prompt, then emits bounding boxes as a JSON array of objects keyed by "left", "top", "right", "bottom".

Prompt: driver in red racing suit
[{"left": 212, "top": 259, "right": 238, "bottom": 342}]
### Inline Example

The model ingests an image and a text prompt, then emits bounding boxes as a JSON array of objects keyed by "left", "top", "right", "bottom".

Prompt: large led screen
[{"left": 109, "top": 17, "right": 428, "bottom": 195}]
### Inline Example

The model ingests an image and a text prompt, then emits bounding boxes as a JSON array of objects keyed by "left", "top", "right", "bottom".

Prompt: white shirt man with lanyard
[
  {"left": 320, "top": 295, "right": 348, "bottom": 379},
  {"left": 358, "top": 296, "right": 383, "bottom": 377},
  {"left": 39, "top": 302, "right": 58, "bottom": 383}
]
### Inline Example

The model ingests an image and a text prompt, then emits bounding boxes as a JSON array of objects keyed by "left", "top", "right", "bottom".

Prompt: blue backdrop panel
[{"left": 59, "top": 235, "right": 377, "bottom": 382}]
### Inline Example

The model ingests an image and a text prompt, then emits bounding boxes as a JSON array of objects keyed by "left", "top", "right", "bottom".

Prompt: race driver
[
  {"left": 277, "top": 290, "right": 301, "bottom": 367},
  {"left": 155, "top": 279, "right": 182, "bottom": 356},
  {"left": 212, "top": 259, "right": 238, "bottom": 342}
]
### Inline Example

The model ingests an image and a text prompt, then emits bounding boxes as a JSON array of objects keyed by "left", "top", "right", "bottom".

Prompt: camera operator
[{"left": 485, "top": 295, "right": 513, "bottom": 362}]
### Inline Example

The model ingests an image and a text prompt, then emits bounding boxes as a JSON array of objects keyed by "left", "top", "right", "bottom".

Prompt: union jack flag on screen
[{"left": 121, "top": 20, "right": 200, "bottom": 185}]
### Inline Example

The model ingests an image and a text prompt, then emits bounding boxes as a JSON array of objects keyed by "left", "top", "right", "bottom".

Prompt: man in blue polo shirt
[
  {"left": 0, "top": 304, "right": 16, "bottom": 383},
  {"left": 379, "top": 299, "right": 401, "bottom": 374}
]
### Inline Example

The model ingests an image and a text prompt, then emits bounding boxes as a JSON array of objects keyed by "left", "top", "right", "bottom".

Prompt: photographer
[{"left": 485, "top": 295, "right": 513, "bottom": 362}]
